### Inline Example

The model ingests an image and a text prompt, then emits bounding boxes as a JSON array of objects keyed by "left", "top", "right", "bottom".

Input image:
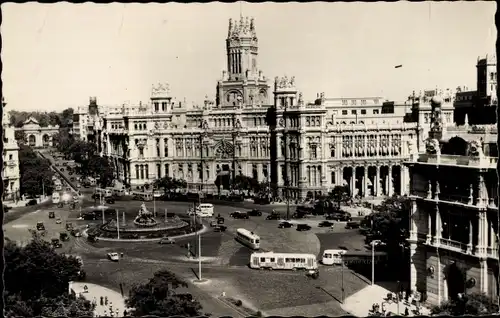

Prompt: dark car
[
  {"left": 60, "top": 232, "right": 70, "bottom": 241},
  {"left": 230, "top": 211, "right": 249, "bottom": 219},
  {"left": 70, "top": 177, "right": 75, "bottom": 182},
  {"left": 318, "top": 221, "right": 334, "bottom": 227},
  {"left": 213, "top": 225, "right": 227, "bottom": 232},
  {"left": 248, "top": 209, "right": 262, "bottom": 217},
  {"left": 266, "top": 213, "right": 281, "bottom": 220},
  {"left": 55, "top": 163, "right": 60, "bottom": 167},
  {"left": 3, "top": 204, "right": 12, "bottom": 212},
  {"left": 62, "top": 162, "right": 68, "bottom": 166},
  {"left": 49, "top": 211, "right": 55, "bottom": 218},
  {"left": 159, "top": 237, "right": 175, "bottom": 244},
  {"left": 36, "top": 221, "right": 45, "bottom": 231},
  {"left": 296, "top": 224, "right": 311, "bottom": 231},
  {"left": 60, "top": 168, "right": 65, "bottom": 172},
  {"left": 51, "top": 238, "right": 62, "bottom": 248},
  {"left": 345, "top": 221, "right": 360, "bottom": 229},
  {"left": 66, "top": 222, "right": 74, "bottom": 231},
  {"left": 278, "top": 221, "right": 293, "bottom": 228},
  {"left": 26, "top": 199, "right": 38, "bottom": 206},
  {"left": 105, "top": 197, "right": 115, "bottom": 204},
  {"left": 329, "top": 212, "right": 352, "bottom": 222}
]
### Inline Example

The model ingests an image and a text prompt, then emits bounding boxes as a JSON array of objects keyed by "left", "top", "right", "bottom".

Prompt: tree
[
  {"left": 4, "top": 234, "right": 93, "bottom": 317},
  {"left": 126, "top": 270, "right": 203, "bottom": 317},
  {"left": 15, "top": 130, "right": 27, "bottom": 143},
  {"left": 52, "top": 129, "right": 74, "bottom": 157},
  {"left": 329, "top": 185, "right": 350, "bottom": 207},
  {"left": 431, "top": 293, "right": 498, "bottom": 316},
  {"left": 60, "top": 108, "right": 74, "bottom": 127},
  {"left": 19, "top": 145, "right": 54, "bottom": 197}
]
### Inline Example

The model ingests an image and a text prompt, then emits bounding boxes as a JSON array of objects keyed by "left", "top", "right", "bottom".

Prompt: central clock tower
[{"left": 216, "top": 16, "right": 270, "bottom": 108}]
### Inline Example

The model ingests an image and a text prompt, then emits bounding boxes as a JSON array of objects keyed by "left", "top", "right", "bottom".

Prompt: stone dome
[{"left": 431, "top": 96, "right": 442, "bottom": 106}]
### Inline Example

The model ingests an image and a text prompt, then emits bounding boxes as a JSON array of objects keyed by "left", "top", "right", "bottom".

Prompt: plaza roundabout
[{"left": 4, "top": 197, "right": 371, "bottom": 317}]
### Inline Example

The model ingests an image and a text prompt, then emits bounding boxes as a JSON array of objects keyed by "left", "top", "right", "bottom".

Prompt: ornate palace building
[
  {"left": 15, "top": 117, "right": 59, "bottom": 148},
  {"left": 407, "top": 92, "right": 498, "bottom": 305},
  {"left": 2, "top": 98, "right": 21, "bottom": 201},
  {"left": 74, "top": 17, "right": 435, "bottom": 199}
]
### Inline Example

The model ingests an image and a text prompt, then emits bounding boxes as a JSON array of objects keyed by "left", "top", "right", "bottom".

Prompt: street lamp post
[
  {"left": 341, "top": 255, "right": 345, "bottom": 304},
  {"left": 371, "top": 239, "right": 381, "bottom": 286},
  {"left": 116, "top": 210, "right": 120, "bottom": 240}
]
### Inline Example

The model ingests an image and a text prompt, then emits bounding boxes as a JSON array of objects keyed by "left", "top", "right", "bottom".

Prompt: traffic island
[{"left": 218, "top": 296, "right": 264, "bottom": 317}]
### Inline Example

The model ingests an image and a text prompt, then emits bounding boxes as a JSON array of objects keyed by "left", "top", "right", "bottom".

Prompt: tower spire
[{"left": 240, "top": 1, "right": 243, "bottom": 19}]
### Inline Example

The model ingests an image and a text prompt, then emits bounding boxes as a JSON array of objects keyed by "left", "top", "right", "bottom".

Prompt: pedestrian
[
  {"left": 100, "top": 296, "right": 104, "bottom": 306},
  {"left": 404, "top": 307, "right": 409, "bottom": 316},
  {"left": 105, "top": 296, "right": 108, "bottom": 305},
  {"left": 121, "top": 252, "right": 124, "bottom": 258},
  {"left": 123, "top": 310, "right": 128, "bottom": 317}
]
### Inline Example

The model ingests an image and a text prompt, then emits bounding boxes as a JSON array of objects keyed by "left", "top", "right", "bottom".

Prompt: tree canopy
[
  {"left": 126, "top": 270, "right": 203, "bottom": 317},
  {"left": 371, "top": 195, "right": 410, "bottom": 247},
  {"left": 328, "top": 185, "right": 350, "bottom": 206},
  {"left": 4, "top": 235, "right": 93, "bottom": 317},
  {"left": 154, "top": 176, "right": 188, "bottom": 193},
  {"left": 431, "top": 293, "right": 498, "bottom": 316},
  {"left": 19, "top": 145, "right": 54, "bottom": 197},
  {"left": 8, "top": 108, "right": 74, "bottom": 128}
]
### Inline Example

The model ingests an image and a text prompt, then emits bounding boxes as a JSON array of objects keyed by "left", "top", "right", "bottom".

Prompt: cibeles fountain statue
[{"left": 133, "top": 202, "right": 159, "bottom": 227}]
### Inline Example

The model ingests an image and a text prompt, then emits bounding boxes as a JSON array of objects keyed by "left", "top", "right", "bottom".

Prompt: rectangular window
[
  {"left": 373, "top": 109, "right": 379, "bottom": 115},
  {"left": 162, "top": 102, "right": 166, "bottom": 111},
  {"left": 342, "top": 110, "right": 348, "bottom": 115},
  {"left": 311, "top": 147, "right": 317, "bottom": 159},
  {"left": 361, "top": 109, "right": 367, "bottom": 115},
  {"left": 351, "top": 100, "right": 357, "bottom": 105},
  {"left": 165, "top": 164, "right": 169, "bottom": 177},
  {"left": 145, "top": 165, "right": 149, "bottom": 180},
  {"left": 351, "top": 110, "right": 357, "bottom": 115},
  {"left": 331, "top": 171, "right": 335, "bottom": 184},
  {"left": 157, "top": 164, "right": 161, "bottom": 179},
  {"left": 135, "top": 165, "right": 139, "bottom": 180}
]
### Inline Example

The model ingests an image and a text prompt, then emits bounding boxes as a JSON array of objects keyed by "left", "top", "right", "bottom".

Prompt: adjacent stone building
[{"left": 2, "top": 98, "right": 21, "bottom": 201}]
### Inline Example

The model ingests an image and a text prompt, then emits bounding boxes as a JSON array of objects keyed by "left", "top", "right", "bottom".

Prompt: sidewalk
[
  {"left": 5, "top": 196, "right": 51, "bottom": 208},
  {"left": 341, "top": 284, "right": 431, "bottom": 317},
  {"left": 70, "top": 282, "right": 129, "bottom": 317}
]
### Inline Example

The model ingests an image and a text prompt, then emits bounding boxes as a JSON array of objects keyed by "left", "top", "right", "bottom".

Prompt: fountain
[
  {"left": 97, "top": 202, "right": 199, "bottom": 240},
  {"left": 133, "top": 203, "right": 159, "bottom": 227}
]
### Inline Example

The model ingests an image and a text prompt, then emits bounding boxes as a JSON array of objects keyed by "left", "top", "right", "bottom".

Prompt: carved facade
[
  {"left": 78, "top": 17, "right": 420, "bottom": 198},
  {"left": 2, "top": 98, "right": 20, "bottom": 201},
  {"left": 406, "top": 97, "right": 499, "bottom": 306}
]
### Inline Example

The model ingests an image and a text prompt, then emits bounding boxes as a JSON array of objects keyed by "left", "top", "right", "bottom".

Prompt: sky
[{"left": 2, "top": 2, "right": 497, "bottom": 112}]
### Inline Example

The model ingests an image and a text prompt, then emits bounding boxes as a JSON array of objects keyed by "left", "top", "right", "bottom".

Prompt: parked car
[
  {"left": 318, "top": 221, "right": 334, "bottom": 228},
  {"left": 49, "top": 211, "right": 55, "bottom": 219},
  {"left": 105, "top": 197, "right": 115, "bottom": 204},
  {"left": 296, "top": 224, "right": 311, "bottom": 231},
  {"left": 266, "top": 213, "right": 281, "bottom": 220},
  {"left": 76, "top": 184, "right": 81, "bottom": 189},
  {"left": 26, "top": 199, "right": 38, "bottom": 206},
  {"left": 70, "top": 177, "right": 75, "bottom": 182},
  {"left": 51, "top": 238, "right": 62, "bottom": 248},
  {"left": 230, "top": 211, "right": 249, "bottom": 219},
  {"left": 278, "top": 221, "right": 293, "bottom": 228},
  {"left": 71, "top": 229, "right": 82, "bottom": 237},
  {"left": 327, "top": 212, "right": 352, "bottom": 222},
  {"left": 3, "top": 204, "right": 12, "bottom": 212},
  {"left": 248, "top": 209, "right": 262, "bottom": 216},
  {"left": 210, "top": 220, "right": 218, "bottom": 227},
  {"left": 107, "top": 252, "right": 120, "bottom": 261},
  {"left": 55, "top": 163, "right": 60, "bottom": 167},
  {"left": 36, "top": 221, "right": 45, "bottom": 231},
  {"left": 66, "top": 222, "right": 74, "bottom": 231},
  {"left": 345, "top": 221, "right": 360, "bottom": 229},
  {"left": 62, "top": 162, "right": 68, "bottom": 166},
  {"left": 159, "top": 237, "right": 175, "bottom": 244},
  {"left": 60, "top": 168, "right": 65, "bottom": 172},
  {"left": 56, "top": 217, "right": 62, "bottom": 224},
  {"left": 213, "top": 225, "right": 227, "bottom": 232}
]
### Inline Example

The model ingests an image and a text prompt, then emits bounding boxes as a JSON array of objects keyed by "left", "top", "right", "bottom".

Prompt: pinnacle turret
[{"left": 228, "top": 16, "right": 256, "bottom": 39}]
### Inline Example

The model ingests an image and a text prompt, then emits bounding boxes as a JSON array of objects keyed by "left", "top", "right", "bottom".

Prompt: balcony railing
[
  {"left": 486, "top": 247, "right": 498, "bottom": 259},
  {"left": 436, "top": 193, "right": 471, "bottom": 205},
  {"left": 417, "top": 154, "right": 497, "bottom": 168}
]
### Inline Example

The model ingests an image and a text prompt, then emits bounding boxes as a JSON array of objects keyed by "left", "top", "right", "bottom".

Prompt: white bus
[
  {"left": 52, "top": 193, "right": 60, "bottom": 204},
  {"left": 94, "top": 188, "right": 113, "bottom": 198},
  {"left": 235, "top": 228, "right": 261, "bottom": 250},
  {"left": 197, "top": 203, "right": 214, "bottom": 217},
  {"left": 131, "top": 191, "right": 153, "bottom": 201},
  {"left": 55, "top": 184, "right": 63, "bottom": 191},
  {"left": 321, "top": 249, "right": 347, "bottom": 265},
  {"left": 250, "top": 252, "right": 318, "bottom": 271}
]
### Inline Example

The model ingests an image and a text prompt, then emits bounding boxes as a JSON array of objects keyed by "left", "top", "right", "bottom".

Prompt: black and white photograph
[{"left": 2, "top": 2, "right": 498, "bottom": 317}]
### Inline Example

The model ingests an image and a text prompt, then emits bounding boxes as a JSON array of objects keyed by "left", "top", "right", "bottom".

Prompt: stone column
[
  {"left": 426, "top": 211, "right": 432, "bottom": 244},
  {"left": 388, "top": 134, "right": 392, "bottom": 156},
  {"left": 337, "top": 137, "right": 342, "bottom": 159},
  {"left": 388, "top": 165, "right": 393, "bottom": 196},
  {"left": 409, "top": 199, "right": 418, "bottom": 239},
  {"left": 362, "top": 167, "right": 368, "bottom": 198},
  {"left": 435, "top": 206, "right": 442, "bottom": 246},
  {"left": 337, "top": 167, "right": 343, "bottom": 186},
  {"left": 375, "top": 165, "right": 381, "bottom": 197},
  {"left": 400, "top": 165, "right": 405, "bottom": 195},
  {"left": 409, "top": 244, "right": 418, "bottom": 292},
  {"left": 480, "top": 259, "right": 488, "bottom": 294},
  {"left": 350, "top": 167, "right": 356, "bottom": 198},
  {"left": 467, "top": 218, "right": 473, "bottom": 254},
  {"left": 376, "top": 135, "right": 380, "bottom": 157},
  {"left": 363, "top": 135, "right": 367, "bottom": 158}
]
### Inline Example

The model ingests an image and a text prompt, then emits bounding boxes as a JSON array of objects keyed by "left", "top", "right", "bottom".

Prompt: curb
[{"left": 82, "top": 224, "right": 208, "bottom": 242}]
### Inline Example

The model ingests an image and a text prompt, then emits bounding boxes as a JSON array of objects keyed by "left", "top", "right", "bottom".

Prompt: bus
[
  {"left": 322, "top": 250, "right": 388, "bottom": 266},
  {"left": 235, "top": 228, "right": 260, "bottom": 250},
  {"left": 197, "top": 203, "right": 214, "bottom": 217},
  {"left": 131, "top": 191, "right": 153, "bottom": 201},
  {"left": 52, "top": 193, "right": 60, "bottom": 204},
  {"left": 106, "top": 187, "right": 125, "bottom": 197},
  {"left": 250, "top": 252, "right": 318, "bottom": 271},
  {"left": 321, "top": 249, "right": 347, "bottom": 265},
  {"left": 93, "top": 188, "right": 113, "bottom": 199},
  {"left": 55, "top": 184, "right": 62, "bottom": 191}
]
